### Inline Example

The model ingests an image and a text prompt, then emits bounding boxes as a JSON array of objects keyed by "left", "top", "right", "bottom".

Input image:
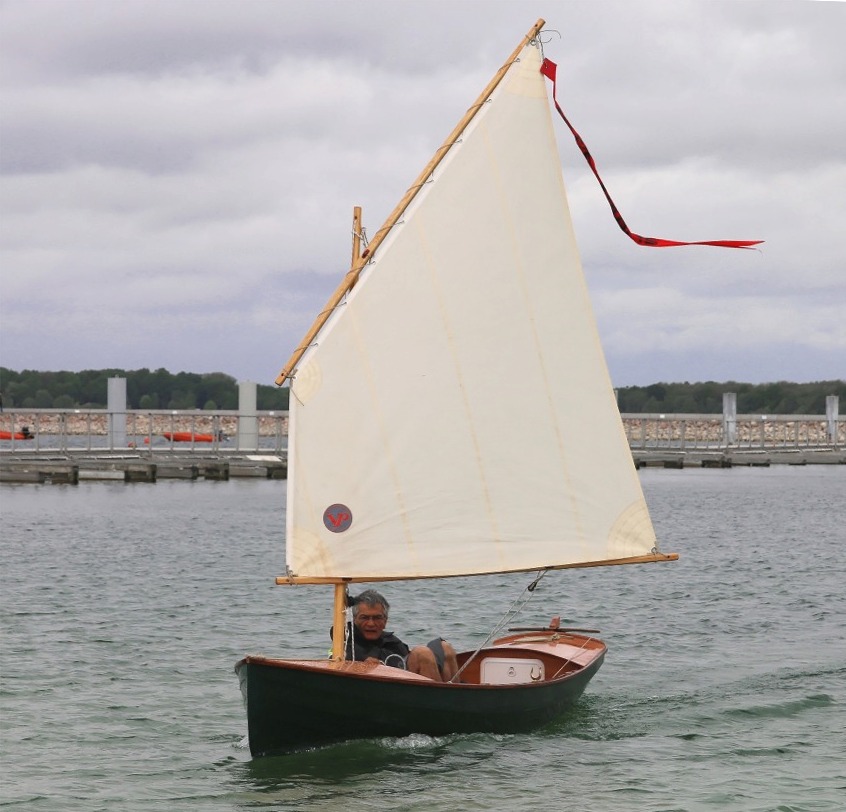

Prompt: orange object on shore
[
  {"left": 163, "top": 431, "right": 216, "bottom": 442},
  {"left": 0, "top": 429, "right": 34, "bottom": 440}
]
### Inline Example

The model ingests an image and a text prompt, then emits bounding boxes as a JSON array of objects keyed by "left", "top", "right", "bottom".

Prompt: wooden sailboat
[{"left": 235, "top": 19, "right": 679, "bottom": 757}]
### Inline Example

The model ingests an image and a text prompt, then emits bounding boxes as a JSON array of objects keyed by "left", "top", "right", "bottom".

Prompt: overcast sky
[{"left": 1, "top": 0, "right": 843, "bottom": 388}]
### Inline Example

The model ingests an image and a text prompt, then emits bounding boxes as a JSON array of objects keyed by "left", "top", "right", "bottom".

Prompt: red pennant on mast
[{"left": 540, "top": 58, "right": 762, "bottom": 249}]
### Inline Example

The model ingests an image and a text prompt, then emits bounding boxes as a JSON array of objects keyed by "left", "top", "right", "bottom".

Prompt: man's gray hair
[{"left": 352, "top": 589, "right": 389, "bottom": 618}]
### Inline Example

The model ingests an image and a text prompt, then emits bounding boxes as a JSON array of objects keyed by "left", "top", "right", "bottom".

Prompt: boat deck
[{"left": 242, "top": 631, "right": 605, "bottom": 688}]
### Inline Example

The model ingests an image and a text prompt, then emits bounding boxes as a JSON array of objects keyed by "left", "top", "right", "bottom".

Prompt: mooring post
[
  {"left": 826, "top": 395, "right": 839, "bottom": 446},
  {"left": 722, "top": 392, "right": 737, "bottom": 446},
  {"left": 108, "top": 376, "right": 127, "bottom": 450},
  {"left": 238, "top": 381, "right": 259, "bottom": 451}
]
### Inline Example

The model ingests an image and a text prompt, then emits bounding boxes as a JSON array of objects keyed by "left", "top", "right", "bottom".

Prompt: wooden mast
[
  {"left": 275, "top": 18, "right": 547, "bottom": 386},
  {"left": 351, "top": 206, "right": 362, "bottom": 268},
  {"left": 327, "top": 208, "right": 362, "bottom": 660},
  {"left": 330, "top": 583, "right": 348, "bottom": 660}
]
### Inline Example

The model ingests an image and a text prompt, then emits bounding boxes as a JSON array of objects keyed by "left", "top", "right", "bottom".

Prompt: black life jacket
[{"left": 343, "top": 626, "right": 410, "bottom": 668}]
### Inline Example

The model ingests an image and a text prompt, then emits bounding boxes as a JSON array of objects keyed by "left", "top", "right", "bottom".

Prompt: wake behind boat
[{"left": 230, "top": 17, "right": 762, "bottom": 756}]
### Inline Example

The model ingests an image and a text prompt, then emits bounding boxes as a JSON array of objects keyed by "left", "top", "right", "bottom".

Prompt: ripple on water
[{"left": 1, "top": 472, "right": 845, "bottom": 811}]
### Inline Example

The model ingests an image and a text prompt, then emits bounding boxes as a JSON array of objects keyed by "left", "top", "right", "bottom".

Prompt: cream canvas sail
[{"left": 284, "top": 40, "right": 657, "bottom": 581}]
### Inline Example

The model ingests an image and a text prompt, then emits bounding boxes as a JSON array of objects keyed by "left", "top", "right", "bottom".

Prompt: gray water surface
[{"left": 1, "top": 467, "right": 844, "bottom": 811}]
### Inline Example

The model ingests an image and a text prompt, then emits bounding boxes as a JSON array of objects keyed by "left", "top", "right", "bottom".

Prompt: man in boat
[{"left": 346, "top": 589, "right": 458, "bottom": 682}]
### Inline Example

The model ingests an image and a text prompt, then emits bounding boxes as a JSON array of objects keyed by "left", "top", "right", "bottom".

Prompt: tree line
[
  {"left": 615, "top": 380, "right": 844, "bottom": 415},
  {"left": 0, "top": 368, "right": 842, "bottom": 414},
  {"left": 0, "top": 368, "right": 289, "bottom": 410}
]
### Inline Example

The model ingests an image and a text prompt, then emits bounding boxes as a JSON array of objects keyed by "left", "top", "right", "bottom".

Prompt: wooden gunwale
[
  {"left": 241, "top": 655, "right": 434, "bottom": 683},
  {"left": 240, "top": 633, "right": 604, "bottom": 689}
]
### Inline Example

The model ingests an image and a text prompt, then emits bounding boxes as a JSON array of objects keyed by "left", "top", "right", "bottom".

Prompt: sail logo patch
[{"left": 323, "top": 504, "right": 352, "bottom": 533}]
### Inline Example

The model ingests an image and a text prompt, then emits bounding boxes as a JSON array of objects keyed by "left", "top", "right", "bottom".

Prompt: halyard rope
[{"left": 448, "top": 568, "right": 551, "bottom": 683}]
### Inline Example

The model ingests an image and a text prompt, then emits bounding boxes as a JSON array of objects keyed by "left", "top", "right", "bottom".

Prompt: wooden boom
[{"left": 276, "top": 551, "right": 679, "bottom": 585}]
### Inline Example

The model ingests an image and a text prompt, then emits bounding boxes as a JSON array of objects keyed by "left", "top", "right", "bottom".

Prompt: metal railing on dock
[
  {"left": 622, "top": 407, "right": 843, "bottom": 468},
  {"left": 0, "top": 408, "right": 289, "bottom": 484},
  {"left": 0, "top": 408, "right": 288, "bottom": 454},
  {"left": 622, "top": 413, "right": 842, "bottom": 451},
  {"left": 1, "top": 405, "right": 842, "bottom": 483},
  {"left": 5, "top": 407, "right": 840, "bottom": 455}
]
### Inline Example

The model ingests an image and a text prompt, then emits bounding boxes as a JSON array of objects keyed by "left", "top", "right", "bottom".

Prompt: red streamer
[{"left": 540, "top": 58, "right": 762, "bottom": 249}]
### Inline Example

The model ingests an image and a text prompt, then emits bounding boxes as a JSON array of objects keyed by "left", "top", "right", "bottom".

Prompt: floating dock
[
  {"left": 1, "top": 446, "right": 843, "bottom": 485},
  {"left": 1, "top": 403, "right": 842, "bottom": 484},
  {"left": 0, "top": 451, "right": 287, "bottom": 485},
  {"left": 633, "top": 448, "right": 845, "bottom": 469}
]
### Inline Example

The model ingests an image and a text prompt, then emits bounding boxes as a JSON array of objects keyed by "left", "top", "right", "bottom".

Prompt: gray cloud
[{"left": 1, "top": 0, "right": 844, "bottom": 387}]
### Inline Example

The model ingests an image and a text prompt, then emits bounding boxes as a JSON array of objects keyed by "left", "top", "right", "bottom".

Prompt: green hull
[{"left": 235, "top": 640, "right": 605, "bottom": 757}]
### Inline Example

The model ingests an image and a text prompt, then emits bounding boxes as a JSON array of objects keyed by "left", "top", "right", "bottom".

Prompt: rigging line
[
  {"left": 535, "top": 27, "right": 561, "bottom": 62},
  {"left": 405, "top": 178, "right": 436, "bottom": 194},
  {"left": 435, "top": 138, "right": 463, "bottom": 153},
  {"left": 351, "top": 226, "right": 368, "bottom": 250},
  {"left": 549, "top": 636, "right": 596, "bottom": 680},
  {"left": 364, "top": 219, "right": 403, "bottom": 246},
  {"left": 448, "top": 568, "right": 551, "bottom": 683},
  {"left": 344, "top": 607, "right": 355, "bottom": 661}
]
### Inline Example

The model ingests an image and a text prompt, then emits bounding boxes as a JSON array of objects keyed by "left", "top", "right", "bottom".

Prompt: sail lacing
[
  {"left": 353, "top": 225, "right": 369, "bottom": 252},
  {"left": 448, "top": 568, "right": 551, "bottom": 683}
]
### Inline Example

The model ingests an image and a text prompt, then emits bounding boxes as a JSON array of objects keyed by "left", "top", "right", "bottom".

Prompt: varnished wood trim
[{"left": 275, "top": 551, "right": 678, "bottom": 585}]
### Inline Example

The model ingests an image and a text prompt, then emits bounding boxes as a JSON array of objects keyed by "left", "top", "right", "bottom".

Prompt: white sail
[{"left": 285, "top": 41, "right": 657, "bottom": 580}]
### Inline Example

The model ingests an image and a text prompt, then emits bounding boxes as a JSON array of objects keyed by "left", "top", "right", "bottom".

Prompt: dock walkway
[
  {"left": 0, "top": 449, "right": 287, "bottom": 485},
  {"left": 2, "top": 446, "right": 843, "bottom": 485}
]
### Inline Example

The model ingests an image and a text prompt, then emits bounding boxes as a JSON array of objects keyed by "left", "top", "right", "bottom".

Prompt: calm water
[{"left": 1, "top": 467, "right": 844, "bottom": 811}]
